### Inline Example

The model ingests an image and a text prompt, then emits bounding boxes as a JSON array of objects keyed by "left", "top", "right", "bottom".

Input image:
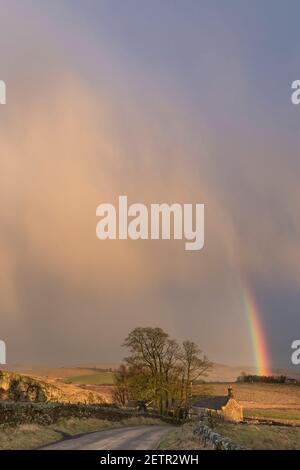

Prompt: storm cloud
[{"left": 0, "top": 1, "right": 299, "bottom": 368}]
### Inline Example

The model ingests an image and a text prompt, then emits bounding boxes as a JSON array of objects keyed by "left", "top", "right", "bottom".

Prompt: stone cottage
[{"left": 192, "top": 387, "right": 243, "bottom": 422}]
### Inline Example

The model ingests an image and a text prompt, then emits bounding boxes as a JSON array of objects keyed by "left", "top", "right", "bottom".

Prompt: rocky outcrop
[{"left": 0, "top": 370, "right": 108, "bottom": 404}]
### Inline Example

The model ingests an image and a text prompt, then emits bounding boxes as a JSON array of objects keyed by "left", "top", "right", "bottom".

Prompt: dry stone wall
[
  {"left": 194, "top": 415, "right": 247, "bottom": 450},
  {"left": 0, "top": 401, "right": 160, "bottom": 426}
]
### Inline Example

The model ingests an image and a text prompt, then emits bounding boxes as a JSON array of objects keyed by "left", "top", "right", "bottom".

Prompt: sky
[{"left": 0, "top": 0, "right": 300, "bottom": 369}]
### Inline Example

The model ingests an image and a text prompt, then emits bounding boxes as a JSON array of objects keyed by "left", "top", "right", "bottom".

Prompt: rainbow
[{"left": 242, "top": 286, "right": 271, "bottom": 376}]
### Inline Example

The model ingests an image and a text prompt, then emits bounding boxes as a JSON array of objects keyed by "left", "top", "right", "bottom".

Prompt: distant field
[
  {"left": 67, "top": 372, "right": 115, "bottom": 385},
  {"left": 4, "top": 363, "right": 300, "bottom": 383},
  {"left": 244, "top": 408, "right": 300, "bottom": 425},
  {"left": 25, "top": 368, "right": 103, "bottom": 379},
  {"left": 193, "top": 382, "right": 300, "bottom": 409}
]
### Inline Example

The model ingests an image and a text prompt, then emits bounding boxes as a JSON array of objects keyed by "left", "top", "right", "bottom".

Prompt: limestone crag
[{"left": 0, "top": 370, "right": 108, "bottom": 404}]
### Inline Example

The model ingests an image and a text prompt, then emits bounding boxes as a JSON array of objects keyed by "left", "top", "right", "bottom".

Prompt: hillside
[
  {"left": 2, "top": 362, "right": 300, "bottom": 384},
  {"left": 204, "top": 364, "right": 300, "bottom": 382},
  {"left": 0, "top": 370, "right": 109, "bottom": 404}
]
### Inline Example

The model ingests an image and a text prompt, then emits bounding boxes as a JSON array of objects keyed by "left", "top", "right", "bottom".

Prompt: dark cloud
[{"left": 0, "top": 2, "right": 299, "bottom": 369}]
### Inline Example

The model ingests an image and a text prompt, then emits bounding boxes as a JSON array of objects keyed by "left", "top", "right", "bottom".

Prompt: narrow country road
[{"left": 40, "top": 425, "right": 173, "bottom": 450}]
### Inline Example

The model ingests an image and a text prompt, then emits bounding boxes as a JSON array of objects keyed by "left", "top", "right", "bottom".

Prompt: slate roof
[{"left": 192, "top": 396, "right": 230, "bottom": 410}]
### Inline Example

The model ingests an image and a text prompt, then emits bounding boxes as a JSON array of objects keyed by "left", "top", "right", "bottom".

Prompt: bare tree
[
  {"left": 123, "top": 327, "right": 179, "bottom": 414},
  {"left": 113, "top": 364, "right": 131, "bottom": 406},
  {"left": 179, "top": 340, "right": 212, "bottom": 411},
  {"left": 120, "top": 327, "right": 212, "bottom": 417}
]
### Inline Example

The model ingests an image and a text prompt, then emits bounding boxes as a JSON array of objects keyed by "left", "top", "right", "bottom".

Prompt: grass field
[
  {"left": 27, "top": 368, "right": 101, "bottom": 379},
  {"left": 158, "top": 422, "right": 207, "bottom": 450},
  {"left": 214, "top": 422, "right": 300, "bottom": 450},
  {"left": 244, "top": 408, "right": 300, "bottom": 425},
  {"left": 160, "top": 420, "right": 300, "bottom": 450},
  {"left": 67, "top": 372, "right": 115, "bottom": 385},
  {"left": 192, "top": 382, "right": 300, "bottom": 409}
]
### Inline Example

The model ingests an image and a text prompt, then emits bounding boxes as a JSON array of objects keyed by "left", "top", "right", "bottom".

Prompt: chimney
[{"left": 228, "top": 387, "right": 234, "bottom": 398}]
